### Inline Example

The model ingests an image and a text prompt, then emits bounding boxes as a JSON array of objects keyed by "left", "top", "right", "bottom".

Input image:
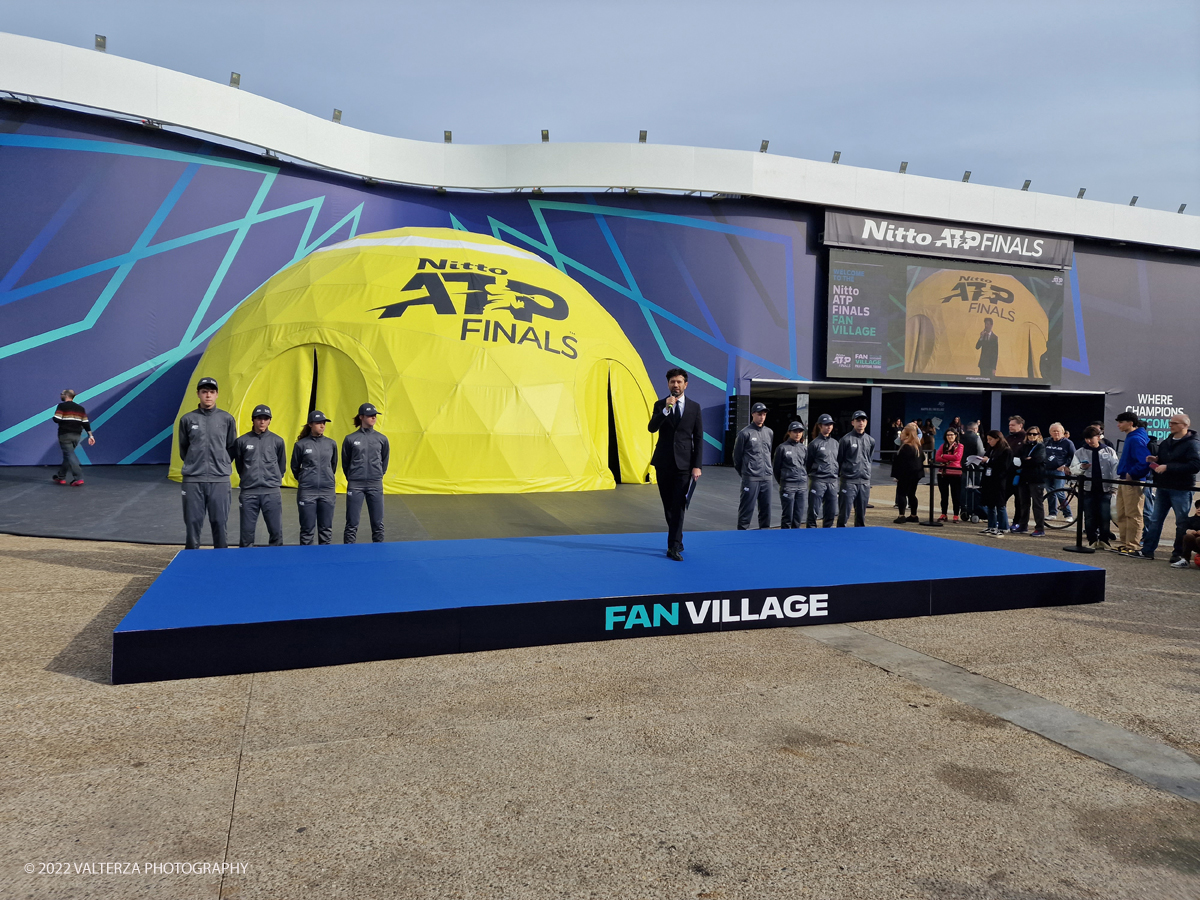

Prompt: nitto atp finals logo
[{"left": 373, "top": 257, "right": 578, "bottom": 358}]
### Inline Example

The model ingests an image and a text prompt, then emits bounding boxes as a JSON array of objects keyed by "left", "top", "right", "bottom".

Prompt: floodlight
[
  {"left": 1179, "top": 203, "right": 1188, "bottom": 214},
  {"left": 1021, "top": 180, "right": 1031, "bottom": 191},
  {"left": 444, "top": 131, "right": 452, "bottom": 143},
  {"left": 332, "top": 109, "right": 342, "bottom": 124},
  {"left": 230, "top": 72, "right": 241, "bottom": 89},
  {"left": 532, "top": 187, "right": 544, "bottom": 195},
  {"left": 1077, "top": 188, "right": 1086, "bottom": 199},
  {"left": 1129, "top": 196, "right": 1138, "bottom": 206},
  {"left": 541, "top": 129, "right": 549, "bottom": 143},
  {"left": 831, "top": 151, "right": 841, "bottom": 164},
  {"left": 962, "top": 171, "right": 971, "bottom": 182},
  {"left": 639, "top": 130, "right": 647, "bottom": 143},
  {"left": 898, "top": 161, "right": 908, "bottom": 174},
  {"left": 95, "top": 35, "right": 106, "bottom": 52},
  {"left": 760, "top": 140, "right": 769, "bottom": 153}
]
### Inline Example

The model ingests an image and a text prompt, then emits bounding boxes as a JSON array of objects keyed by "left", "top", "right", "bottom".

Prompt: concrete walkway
[{"left": 4, "top": 495, "right": 1199, "bottom": 898}]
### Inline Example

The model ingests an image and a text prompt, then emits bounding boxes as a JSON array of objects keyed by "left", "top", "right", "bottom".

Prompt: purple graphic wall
[{"left": 0, "top": 105, "right": 1196, "bottom": 467}]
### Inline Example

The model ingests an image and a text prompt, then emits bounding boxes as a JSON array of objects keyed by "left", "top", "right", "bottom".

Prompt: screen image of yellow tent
[
  {"left": 903, "top": 268, "right": 1049, "bottom": 380},
  {"left": 168, "top": 227, "right": 660, "bottom": 493}
]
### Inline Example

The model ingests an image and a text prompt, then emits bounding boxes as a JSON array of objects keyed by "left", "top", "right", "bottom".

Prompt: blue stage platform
[{"left": 112, "top": 528, "right": 1104, "bottom": 683}]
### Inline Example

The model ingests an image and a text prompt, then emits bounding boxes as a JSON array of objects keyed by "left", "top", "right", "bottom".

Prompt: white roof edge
[{"left": 2, "top": 31, "right": 1197, "bottom": 252}]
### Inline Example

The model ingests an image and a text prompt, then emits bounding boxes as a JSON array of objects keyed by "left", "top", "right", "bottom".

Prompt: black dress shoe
[{"left": 667, "top": 549, "right": 683, "bottom": 561}]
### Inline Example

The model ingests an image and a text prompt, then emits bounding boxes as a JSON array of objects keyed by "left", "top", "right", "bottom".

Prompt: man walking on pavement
[
  {"left": 807, "top": 414, "right": 840, "bottom": 527},
  {"left": 837, "top": 410, "right": 876, "bottom": 527},
  {"left": 52, "top": 389, "right": 95, "bottom": 486},
  {"left": 733, "top": 402, "right": 774, "bottom": 529},
  {"left": 178, "top": 377, "right": 238, "bottom": 549},
  {"left": 773, "top": 421, "right": 808, "bottom": 529},
  {"left": 233, "top": 405, "right": 287, "bottom": 547}
]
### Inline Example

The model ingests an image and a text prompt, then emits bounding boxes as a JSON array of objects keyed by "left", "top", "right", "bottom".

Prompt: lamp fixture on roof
[
  {"left": 1129, "top": 196, "right": 1138, "bottom": 206},
  {"left": 898, "top": 161, "right": 908, "bottom": 174},
  {"left": 1021, "top": 180, "right": 1031, "bottom": 191},
  {"left": 541, "top": 129, "right": 549, "bottom": 143},
  {"left": 230, "top": 72, "right": 241, "bottom": 89},
  {"left": 639, "top": 130, "right": 647, "bottom": 143},
  {"left": 962, "top": 171, "right": 971, "bottom": 182},
  {"left": 444, "top": 130, "right": 451, "bottom": 143},
  {"left": 831, "top": 151, "right": 841, "bottom": 164},
  {"left": 332, "top": 109, "right": 342, "bottom": 124},
  {"left": 1077, "top": 188, "right": 1086, "bottom": 199},
  {"left": 95, "top": 35, "right": 106, "bottom": 52},
  {"left": 759, "top": 140, "right": 769, "bottom": 153}
]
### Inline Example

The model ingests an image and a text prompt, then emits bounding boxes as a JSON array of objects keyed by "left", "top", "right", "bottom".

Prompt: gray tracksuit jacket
[
  {"left": 773, "top": 440, "right": 808, "bottom": 485},
  {"left": 291, "top": 434, "right": 338, "bottom": 493},
  {"left": 807, "top": 434, "right": 840, "bottom": 480},
  {"left": 178, "top": 406, "right": 238, "bottom": 482},
  {"left": 733, "top": 424, "right": 774, "bottom": 481},
  {"left": 838, "top": 432, "right": 876, "bottom": 484},
  {"left": 233, "top": 431, "right": 287, "bottom": 494},
  {"left": 341, "top": 427, "right": 390, "bottom": 486}
]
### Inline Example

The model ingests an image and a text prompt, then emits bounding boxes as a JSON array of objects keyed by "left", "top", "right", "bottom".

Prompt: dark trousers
[
  {"left": 1015, "top": 482, "right": 1046, "bottom": 531},
  {"left": 837, "top": 482, "right": 869, "bottom": 527},
  {"left": 298, "top": 491, "right": 335, "bottom": 545},
  {"left": 938, "top": 475, "right": 962, "bottom": 516},
  {"left": 1081, "top": 490, "right": 1114, "bottom": 544},
  {"left": 779, "top": 482, "right": 807, "bottom": 528},
  {"left": 56, "top": 433, "right": 84, "bottom": 482},
  {"left": 895, "top": 476, "right": 919, "bottom": 516},
  {"left": 655, "top": 465, "right": 691, "bottom": 552},
  {"left": 239, "top": 490, "right": 283, "bottom": 547},
  {"left": 807, "top": 479, "right": 838, "bottom": 527},
  {"left": 344, "top": 482, "right": 385, "bottom": 543},
  {"left": 182, "top": 481, "right": 231, "bottom": 549},
  {"left": 737, "top": 478, "right": 771, "bottom": 529}
]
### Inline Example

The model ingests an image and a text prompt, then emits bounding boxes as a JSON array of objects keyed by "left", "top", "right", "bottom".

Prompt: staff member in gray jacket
[
  {"left": 837, "top": 410, "right": 876, "bottom": 527},
  {"left": 733, "top": 402, "right": 774, "bottom": 529},
  {"left": 291, "top": 410, "right": 338, "bottom": 545},
  {"left": 773, "top": 421, "right": 808, "bottom": 529},
  {"left": 807, "top": 414, "right": 840, "bottom": 527},
  {"left": 233, "top": 405, "right": 287, "bottom": 547},
  {"left": 342, "top": 403, "right": 390, "bottom": 543},
  {"left": 178, "top": 377, "right": 238, "bottom": 549}
]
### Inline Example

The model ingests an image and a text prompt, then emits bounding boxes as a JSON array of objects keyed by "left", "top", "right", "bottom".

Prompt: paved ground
[{"left": 4, "top": 483, "right": 1199, "bottom": 899}]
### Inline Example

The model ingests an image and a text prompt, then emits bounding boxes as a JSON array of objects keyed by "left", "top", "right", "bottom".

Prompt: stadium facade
[{"left": 1, "top": 33, "right": 1196, "bottom": 472}]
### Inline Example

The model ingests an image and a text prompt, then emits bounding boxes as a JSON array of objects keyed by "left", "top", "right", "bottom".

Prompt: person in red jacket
[{"left": 934, "top": 428, "right": 965, "bottom": 521}]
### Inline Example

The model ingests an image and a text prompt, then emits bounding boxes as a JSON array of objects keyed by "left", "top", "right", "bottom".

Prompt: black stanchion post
[
  {"left": 1063, "top": 473, "right": 1095, "bottom": 554},
  {"left": 921, "top": 457, "right": 943, "bottom": 528}
]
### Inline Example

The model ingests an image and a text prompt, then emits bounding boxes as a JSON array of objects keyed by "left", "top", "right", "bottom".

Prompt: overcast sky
[{"left": 3, "top": 1, "right": 1197, "bottom": 213}]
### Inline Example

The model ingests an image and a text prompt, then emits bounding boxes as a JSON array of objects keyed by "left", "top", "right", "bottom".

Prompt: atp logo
[
  {"left": 832, "top": 354, "right": 852, "bottom": 368},
  {"left": 374, "top": 258, "right": 568, "bottom": 323},
  {"left": 940, "top": 277, "right": 1014, "bottom": 305}
]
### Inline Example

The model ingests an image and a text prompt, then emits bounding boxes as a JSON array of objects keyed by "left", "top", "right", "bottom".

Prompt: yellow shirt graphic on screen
[{"left": 904, "top": 269, "right": 1048, "bottom": 379}]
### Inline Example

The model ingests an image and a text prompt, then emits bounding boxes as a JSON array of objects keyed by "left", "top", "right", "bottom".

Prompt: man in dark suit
[
  {"left": 976, "top": 317, "right": 999, "bottom": 377},
  {"left": 648, "top": 368, "right": 704, "bottom": 561}
]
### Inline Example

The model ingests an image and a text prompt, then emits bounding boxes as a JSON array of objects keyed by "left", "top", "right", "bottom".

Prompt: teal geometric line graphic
[
  {"left": 483, "top": 199, "right": 801, "bottom": 388},
  {"left": 119, "top": 425, "right": 174, "bottom": 465},
  {"left": 0, "top": 132, "right": 364, "bottom": 450},
  {"left": 0, "top": 161, "right": 200, "bottom": 358},
  {"left": 449, "top": 213, "right": 468, "bottom": 232},
  {"left": 0, "top": 134, "right": 277, "bottom": 174}
]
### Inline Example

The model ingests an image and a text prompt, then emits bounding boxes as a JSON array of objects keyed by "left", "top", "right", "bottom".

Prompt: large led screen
[{"left": 825, "top": 249, "right": 1064, "bottom": 385}]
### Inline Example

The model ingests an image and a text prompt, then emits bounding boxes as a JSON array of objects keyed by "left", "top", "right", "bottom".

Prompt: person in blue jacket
[{"left": 1114, "top": 411, "right": 1152, "bottom": 554}]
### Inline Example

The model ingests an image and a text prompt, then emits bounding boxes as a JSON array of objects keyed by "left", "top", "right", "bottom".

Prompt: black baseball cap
[
  {"left": 307, "top": 410, "right": 330, "bottom": 424},
  {"left": 788, "top": 421, "right": 804, "bottom": 432},
  {"left": 851, "top": 409, "right": 868, "bottom": 420},
  {"left": 817, "top": 413, "right": 834, "bottom": 425},
  {"left": 358, "top": 403, "right": 379, "bottom": 417},
  {"left": 251, "top": 404, "right": 272, "bottom": 419},
  {"left": 196, "top": 377, "right": 218, "bottom": 391},
  {"left": 751, "top": 402, "right": 768, "bottom": 413}
]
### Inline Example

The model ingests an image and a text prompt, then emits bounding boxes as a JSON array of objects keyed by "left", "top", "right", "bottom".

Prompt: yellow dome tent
[
  {"left": 168, "top": 227, "right": 659, "bottom": 493},
  {"left": 904, "top": 268, "right": 1049, "bottom": 380}
]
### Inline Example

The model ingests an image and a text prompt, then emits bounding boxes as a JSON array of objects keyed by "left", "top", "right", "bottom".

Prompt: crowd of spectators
[{"left": 886, "top": 410, "right": 1199, "bottom": 568}]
